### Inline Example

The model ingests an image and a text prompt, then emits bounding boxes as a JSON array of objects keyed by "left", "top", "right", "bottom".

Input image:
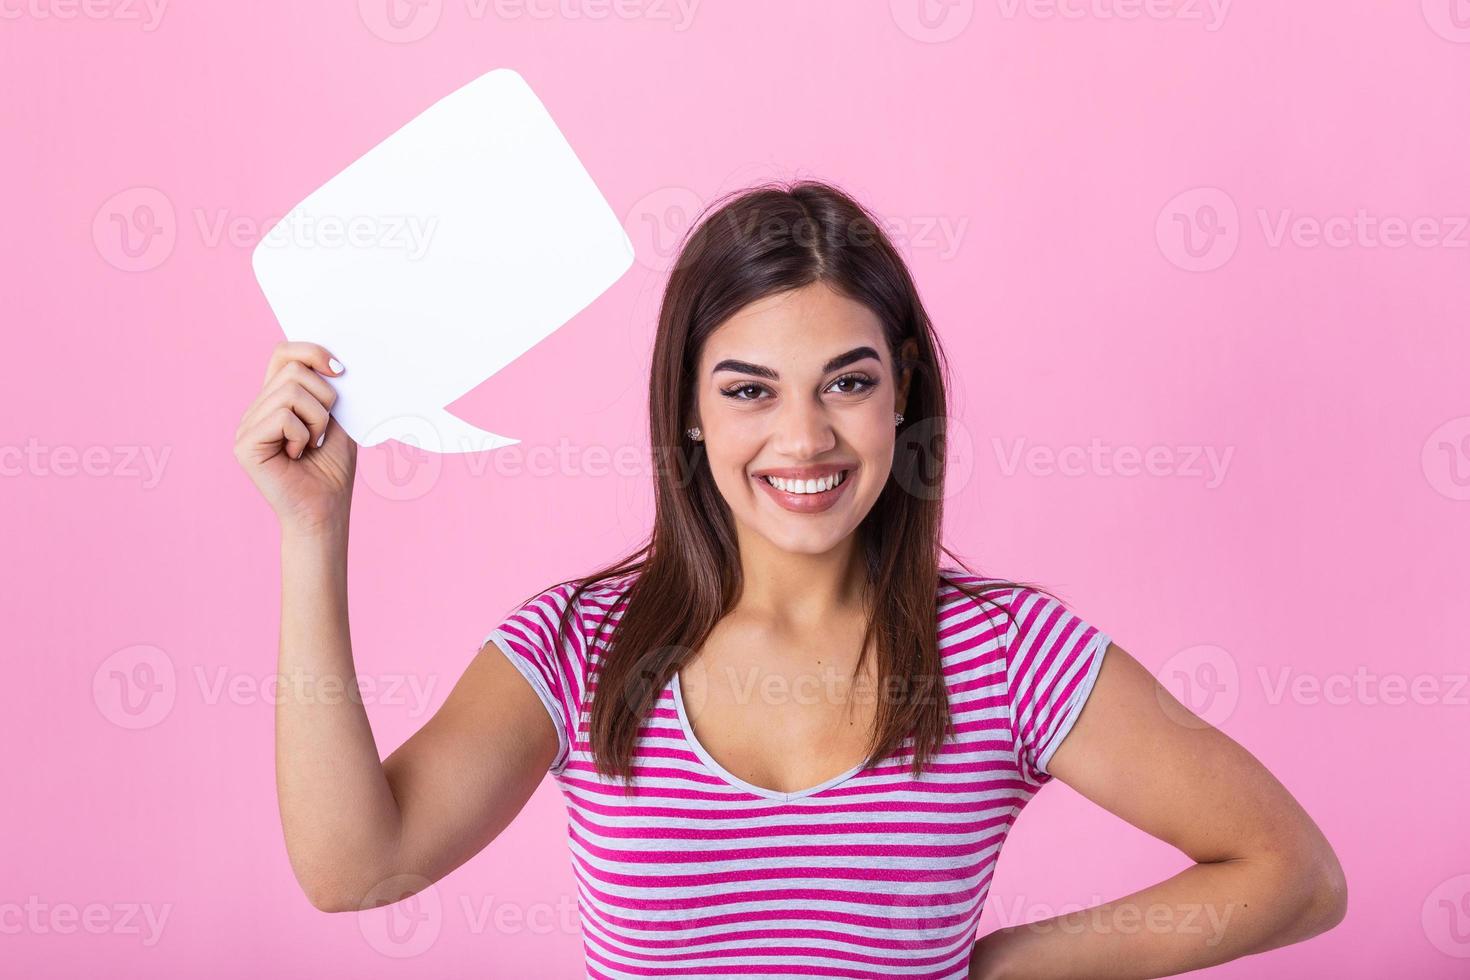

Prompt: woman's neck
[{"left": 731, "top": 531, "right": 868, "bottom": 630}]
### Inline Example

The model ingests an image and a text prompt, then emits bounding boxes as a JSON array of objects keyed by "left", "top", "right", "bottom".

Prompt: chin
[{"left": 760, "top": 526, "right": 851, "bottom": 556}]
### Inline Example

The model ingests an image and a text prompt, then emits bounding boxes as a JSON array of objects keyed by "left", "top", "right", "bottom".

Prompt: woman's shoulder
[{"left": 937, "top": 564, "right": 1027, "bottom": 608}]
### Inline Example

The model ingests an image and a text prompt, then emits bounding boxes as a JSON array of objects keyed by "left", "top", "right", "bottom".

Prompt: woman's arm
[
  {"left": 275, "top": 525, "right": 561, "bottom": 912},
  {"left": 969, "top": 644, "right": 1348, "bottom": 979},
  {"left": 238, "top": 341, "right": 562, "bottom": 914}
]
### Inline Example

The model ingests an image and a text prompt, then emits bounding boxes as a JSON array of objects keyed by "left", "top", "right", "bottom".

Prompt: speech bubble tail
[{"left": 356, "top": 409, "right": 519, "bottom": 455}]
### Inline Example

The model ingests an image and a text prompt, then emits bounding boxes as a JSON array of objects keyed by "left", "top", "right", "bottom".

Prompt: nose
[{"left": 770, "top": 395, "right": 837, "bottom": 459}]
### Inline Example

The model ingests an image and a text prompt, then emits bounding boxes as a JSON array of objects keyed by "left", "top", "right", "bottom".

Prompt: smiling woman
[{"left": 240, "top": 179, "right": 1345, "bottom": 980}]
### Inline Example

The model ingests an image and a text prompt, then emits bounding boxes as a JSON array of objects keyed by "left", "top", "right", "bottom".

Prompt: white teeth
[{"left": 762, "top": 470, "right": 847, "bottom": 494}]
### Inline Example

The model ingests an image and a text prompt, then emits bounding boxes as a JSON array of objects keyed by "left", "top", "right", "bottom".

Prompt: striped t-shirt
[{"left": 483, "top": 566, "right": 1112, "bottom": 979}]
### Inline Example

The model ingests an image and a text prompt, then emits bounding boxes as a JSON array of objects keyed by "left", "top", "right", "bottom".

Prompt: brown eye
[
  {"left": 720, "top": 383, "right": 768, "bottom": 401},
  {"left": 828, "top": 373, "right": 878, "bottom": 395}
]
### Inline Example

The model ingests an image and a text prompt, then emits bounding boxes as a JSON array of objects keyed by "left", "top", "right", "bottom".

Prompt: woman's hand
[{"left": 234, "top": 340, "right": 356, "bottom": 537}]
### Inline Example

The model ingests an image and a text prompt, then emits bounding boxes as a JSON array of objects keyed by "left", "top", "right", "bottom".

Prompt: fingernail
[
  {"left": 328, "top": 357, "right": 344, "bottom": 374},
  {"left": 316, "top": 432, "right": 326, "bottom": 448}
]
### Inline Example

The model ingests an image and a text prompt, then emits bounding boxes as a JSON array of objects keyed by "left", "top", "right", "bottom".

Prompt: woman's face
[{"left": 690, "top": 280, "right": 916, "bottom": 556}]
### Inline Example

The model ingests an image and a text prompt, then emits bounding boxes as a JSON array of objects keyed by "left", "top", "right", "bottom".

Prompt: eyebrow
[{"left": 711, "top": 346, "right": 881, "bottom": 380}]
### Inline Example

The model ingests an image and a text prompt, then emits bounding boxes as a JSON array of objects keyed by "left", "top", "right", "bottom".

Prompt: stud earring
[
  {"left": 894, "top": 412, "right": 904, "bottom": 425},
  {"left": 686, "top": 426, "right": 703, "bottom": 441}
]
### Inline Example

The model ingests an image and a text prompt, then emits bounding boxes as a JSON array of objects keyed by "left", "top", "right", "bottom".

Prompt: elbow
[
  {"left": 292, "top": 865, "right": 370, "bottom": 914},
  {"left": 301, "top": 879, "right": 358, "bottom": 914},
  {"left": 1308, "top": 847, "right": 1349, "bottom": 933},
  {"left": 1283, "top": 839, "right": 1348, "bottom": 939}
]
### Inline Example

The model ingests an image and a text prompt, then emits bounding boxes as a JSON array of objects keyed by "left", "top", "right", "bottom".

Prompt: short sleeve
[
  {"left": 1003, "top": 587, "right": 1112, "bottom": 785},
  {"left": 480, "top": 583, "right": 583, "bottom": 775}
]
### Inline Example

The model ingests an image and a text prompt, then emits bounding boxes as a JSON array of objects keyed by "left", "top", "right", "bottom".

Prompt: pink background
[{"left": 4, "top": 1, "right": 1468, "bottom": 976}]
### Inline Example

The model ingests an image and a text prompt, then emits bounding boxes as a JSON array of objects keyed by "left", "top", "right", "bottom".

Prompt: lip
[{"left": 751, "top": 466, "right": 856, "bottom": 515}]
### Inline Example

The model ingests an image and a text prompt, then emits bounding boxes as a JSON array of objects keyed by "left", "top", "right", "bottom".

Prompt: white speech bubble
[{"left": 251, "top": 68, "right": 634, "bottom": 453}]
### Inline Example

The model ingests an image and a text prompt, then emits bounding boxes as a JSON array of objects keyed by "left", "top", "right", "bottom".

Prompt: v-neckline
[{"left": 671, "top": 670, "right": 868, "bottom": 803}]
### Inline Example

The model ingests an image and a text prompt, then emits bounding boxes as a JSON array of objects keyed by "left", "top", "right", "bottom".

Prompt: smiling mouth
[{"left": 756, "top": 470, "right": 851, "bottom": 495}]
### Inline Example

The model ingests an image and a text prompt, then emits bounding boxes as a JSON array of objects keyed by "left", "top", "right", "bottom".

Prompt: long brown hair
[{"left": 519, "top": 179, "right": 1056, "bottom": 789}]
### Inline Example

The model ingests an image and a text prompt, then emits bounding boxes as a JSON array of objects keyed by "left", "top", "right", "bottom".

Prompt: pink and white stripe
[{"left": 486, "top": 567, "right": 1111, "bottom": 979}]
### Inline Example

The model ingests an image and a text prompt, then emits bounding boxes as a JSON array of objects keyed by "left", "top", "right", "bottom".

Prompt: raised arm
[
  {"left": 236, "top": 341, "right": 561, "bottom": 913},
  {"left": 970, "top": 643, "right": 1348, "bottom": 979}
]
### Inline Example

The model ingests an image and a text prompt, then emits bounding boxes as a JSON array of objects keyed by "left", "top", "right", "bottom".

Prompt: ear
[{"left": 894, "top": 337, "right": 919, "bottom": 415}]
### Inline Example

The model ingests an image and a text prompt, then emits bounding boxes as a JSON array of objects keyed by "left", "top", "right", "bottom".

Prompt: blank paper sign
[{"left": 251, "top": 68, "right": 634, "bottom": 453}]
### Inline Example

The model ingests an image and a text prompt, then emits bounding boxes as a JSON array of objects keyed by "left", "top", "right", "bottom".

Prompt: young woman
[{"left": 235, "top": 181, "right": 1346, "bottom": 979}]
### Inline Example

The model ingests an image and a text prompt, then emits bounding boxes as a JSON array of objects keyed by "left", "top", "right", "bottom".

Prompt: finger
[
  {"left": 271, "top": 406, "right": 313, "bottom": 460},
  {"left": 239, "top": 383, "right": 331, "bottom": 452},
  {"left": 240, "top": 361, "right": 339, "bottom": 439},
  {"left": 263, "top": 340, "right": 344, "bottom": 388}
]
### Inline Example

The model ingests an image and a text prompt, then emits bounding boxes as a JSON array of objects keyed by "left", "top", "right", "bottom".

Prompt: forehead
[{"left": 700, "top": 281, "right": 886, "bottom": 370}]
